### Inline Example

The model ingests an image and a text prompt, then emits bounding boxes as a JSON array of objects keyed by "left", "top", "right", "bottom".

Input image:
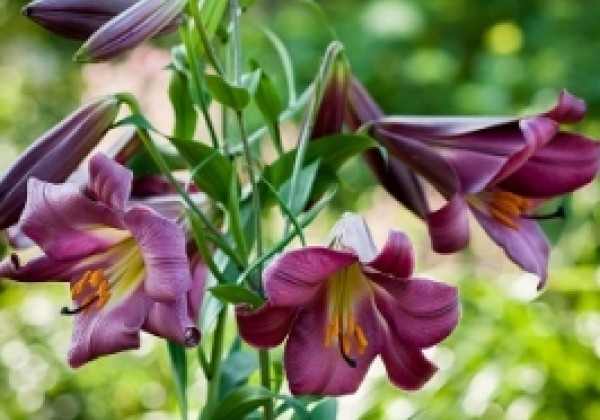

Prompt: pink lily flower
[
  {"left": 368, "top": 91, "right": 600, "bottom": 288},
  {"left": 236, "top": 213, "right": 459, "bottom": 396},
  {"left": 0, "top": 153, "right": 203, "bottom": 367}
]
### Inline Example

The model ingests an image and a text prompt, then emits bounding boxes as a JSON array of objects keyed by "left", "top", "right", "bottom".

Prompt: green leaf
[
  {"left": 251, "top": 60, "right": 284, "bottom": 155},
  {"left": 205, "top": 74, "right": 250, "bottom": 110},
  {"left": 278, "top": 159, "right": 321, "bottom": 215},
  {"left": 206, "top": 385, "right": 271, "bottom": 420},
  {"left": 209, "top": 284, "right": 264, "bottom": 307},
  {"left": 265, "top": 134, "right": 375, "bottom": 188},
  {"left": 218, "top": 350, "right": 259, "bottom": 400},
  {"left": 170, "top": 138, "right": 233, "bottom": 203},
  {"left": 169, "top": 69, "right": 197, "bottom": 140},
  {"left": 200, "top": 0, "right": 228, "bottom": 41},
  {"left": 309, "top": 399, "right": 337, "bottom": 419},
  {"left": 167, "top": 341, "right": 188, "bottom": 420}
]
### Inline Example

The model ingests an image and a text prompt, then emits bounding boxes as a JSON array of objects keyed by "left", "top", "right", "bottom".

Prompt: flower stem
[
  {"left": 205, "top": 307, "right": 227, "bottom": 412},
  {"left": 259, "top": 349, "right": 274, "bottom": 420}
]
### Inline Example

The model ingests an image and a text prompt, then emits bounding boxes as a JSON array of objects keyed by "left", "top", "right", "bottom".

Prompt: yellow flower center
[
  {"left": 63, "top": 238, "right": 145, "bottom": 315},
  {"left": 323, "top": 263, "right": 370, "bottom": 367}
]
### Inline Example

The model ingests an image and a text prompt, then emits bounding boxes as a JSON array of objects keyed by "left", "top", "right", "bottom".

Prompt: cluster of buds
[{"left": 23, "top": 0, "right": 184, "bottom": 61}]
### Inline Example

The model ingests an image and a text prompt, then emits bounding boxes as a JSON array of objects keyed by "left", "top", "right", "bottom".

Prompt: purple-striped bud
[
  {"left": 346, "top": 77, "right": 429, "bottom": 218},
  {"left": 310, "top": 58, "right": 350, "bottom": 140},
  {"left": 74, "top": 0, "right": 186, "bottom": 62},
  {"left": 0, "top": 96, "right": 120, "bottom": 229},
  {"left": 23, "top": 0, "right": 138, "bottom": 40}
]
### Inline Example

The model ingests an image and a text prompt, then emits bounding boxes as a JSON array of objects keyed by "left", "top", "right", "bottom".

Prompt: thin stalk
[
  {"left": 179, "top": 24, "right": 220, "bottom": 149},
  {"left": 259, "top": 349, "right": 274, "bottom": 420},
  {"left": 187, "top": 0, "right": 224, "bottom": 76},
  {"left": 204, "top": 307, "right": 228, "bottom": 412}
]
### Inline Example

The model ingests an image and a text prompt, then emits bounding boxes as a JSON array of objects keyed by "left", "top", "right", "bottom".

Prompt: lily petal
[
  {"left": 499, "top": 132, "right": 600, "bottom": 198},
  {"left": 88, "top": 153, "right": 133, "bottom": 211},
  {"left": 143, "top": 297, "right": 200, "bottom": 346},
  {"left": 471, "top": 209, "right": 549, "bottom": 289},
  {"left": 236, "top": 303, "right": 298, "bottom": 348},
  {"left": 544, "top": 89, "right": 586, "bottom": 123},
  {"left": 426, "top": 195, "right": 470, "bottom": 253},
  {"left": 380, "top": 334, "right": 437, "bottom": 391},
  {"left": 284, "top": 292, "right": 378, "bottom": 396},
  {"left": 124, "top": 206, "right": 190, "bottom": 301},
  {"left": 20, "top": 178, "right": 127, "bottom": 261},
  {"left": 0, "top": 246, "right": 74, "bottom": 282},
  {"left": 365, "top": 230, "right": 414, "bottom": 279},
  {"left": 370, "top": 276, "right": 459, "bottom": 348},
  {"left": 263, "top": 247, "right": 356, "bottom": 307},
  {"left": 68, "top": 283, "right": 149, "bottom": 367}
]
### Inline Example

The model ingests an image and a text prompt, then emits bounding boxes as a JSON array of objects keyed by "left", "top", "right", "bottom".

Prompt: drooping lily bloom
[
  {"left": 345, "top": 77, "right": 429, "bottom": 218},
  {"left": 367, "top": 91, "right": 600, "bottom": 288},
  {"left": 237, "top": 213, "right": 459, "bottom": 396},
  {"left": 74, "top": 0, "right": 185, "bottom": 62},
  {"left": 0, "top": 96, "right": 120, "bottom": 230},
  {"left": 0, "top": 153, "right": 202, "bottom": 367}
]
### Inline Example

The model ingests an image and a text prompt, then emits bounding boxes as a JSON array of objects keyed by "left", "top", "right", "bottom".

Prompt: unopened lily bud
[
  {"left": 23, "top": 0, "right": 138, "bottom": 40},
  {"left": 74, "top": 0, "right": 186, "bottom": 62},
  {"left": 311, "top": 58, "right": 350, "bottom": 140},
  {"left": 0, "top": 96, "right": 120, "bottom": 229}
]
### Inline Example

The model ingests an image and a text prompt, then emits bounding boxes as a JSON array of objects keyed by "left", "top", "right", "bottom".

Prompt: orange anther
[
  {"left": 355, "top": 325, "right": 368, "bottom": 352},
  {"left": 71, "top": 271, "right": 91, "bottom": 299},
  {"left": 490, "top": 208, "right": 520, "bottom": 230},
  {"left": 491, "top": 198, "right": 521, "bottom": 217},
  {"left": 96, "top": 293, "right": 111, "bottom": 310},
  {"left": 89, "top": 270, "right": 103, "bottom": 288},
  {"left": 342, "top": 334, "right": 353, "bottom": 356}
]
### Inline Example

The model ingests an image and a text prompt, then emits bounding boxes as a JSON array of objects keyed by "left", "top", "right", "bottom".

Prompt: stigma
[{"left": 62, "top": 269, "right": 112, "bottom": 315}]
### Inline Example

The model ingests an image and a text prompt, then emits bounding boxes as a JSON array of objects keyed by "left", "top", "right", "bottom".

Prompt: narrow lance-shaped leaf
[
  {"left": 251, "top": 60, "right": 285, "bottom": 155},
  {"left": 169, "top": 68, "right": 198, "bottom": 140},
  {"left": 205, "top": 74, "right": 251, "bottom": 111},
  {"left": 167, "top": 341, "right": 188, "bottom": 420}
]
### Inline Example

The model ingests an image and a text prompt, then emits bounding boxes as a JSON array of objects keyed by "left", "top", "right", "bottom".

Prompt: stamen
[
  {"left": 355, "top": 325, "right": 368, "bottom": 355},
  {"left": 60, "top": 295, "right": 98, "bottom": 315},
  {"left": 338, "top": 333, "right": 357, "bottom": 368},
  {"left": 490, "top": 208, "right": 520, "bottom": 229}
]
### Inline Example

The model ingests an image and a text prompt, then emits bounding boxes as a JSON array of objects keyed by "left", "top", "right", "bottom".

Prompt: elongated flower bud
[
  {"left": 22, "top": 0, "right": 181, "bottom": 41},
  {"left": 23, "top": 0, "right": 137, "bottom": 40},
  {"left": 74, "top": 0, "right": 186, "bottom": 62},
  {"left": 311, "top": 58, "right": 350, "bottom": 140},
  {"left": 0, "top": 96, "right": 120, "bottom": 229}
]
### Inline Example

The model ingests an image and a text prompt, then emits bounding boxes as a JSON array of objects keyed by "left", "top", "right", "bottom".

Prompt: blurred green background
[{"left": 1, "top": 0, "right": 599, "bottom": 419}]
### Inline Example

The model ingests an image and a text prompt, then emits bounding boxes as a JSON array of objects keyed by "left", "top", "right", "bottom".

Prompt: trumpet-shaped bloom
[
  {"left": 0, "top": 153, "right": 201, "bottom": 367},
  {"left": 0, "top": 97, "right": 120, "bottom": 229},
  {"left": 74, "top": 0, "right": 185, "bottom": 62},
  {"left": 237, "top": 213, "right": 459, "bottom": 396},
  {"left": 368, "top": 91, "right": 600, "bottom": 288}
]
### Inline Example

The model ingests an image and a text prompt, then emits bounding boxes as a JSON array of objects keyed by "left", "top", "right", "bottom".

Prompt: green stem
[
  {"left": 179, "top": 24, "right": 220, "bottom": 149},
  {"left": 187, "top": 0, "right": 224, "bottom": 76},
  {"left": 205, "top": 307, "right": 228, "bottom": 411},
  {"left": 259, "top": 349, "right": 274, "bottom": 420}
]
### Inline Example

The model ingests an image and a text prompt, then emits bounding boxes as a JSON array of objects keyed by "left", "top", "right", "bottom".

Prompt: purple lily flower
[
  {"left": 310, "top": 58, "right": 349, "bottom": 140},
  {"left": 368, "top": 90, "right": 600, "bottom": 288},
  {"left": 236, "top": 213, "right": 459, "bottom": 396},
  {"left": 0, "top": 153, "right": 202, "bottom": 367},
  {"left": 74, "top": 0, "right": 185, "bottom": 62},
  {"left": 0, "top": 96, "right": 120, "bottom": 230}
]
